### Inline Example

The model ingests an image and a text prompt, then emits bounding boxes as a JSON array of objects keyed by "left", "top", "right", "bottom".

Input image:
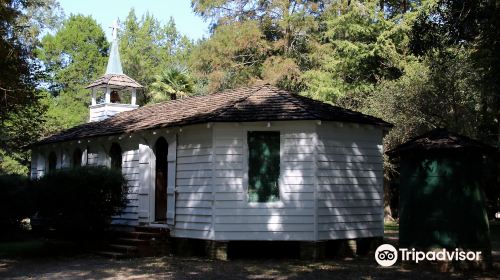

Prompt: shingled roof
[
  {"left": 86, "top": 74, "right": 143, "bottom": 89},
  {"left": 35, "top": 85, "right": 391, "bottom": 145},
  {"left": 387, "top": 128, "right": 497, "bottom": 156}
]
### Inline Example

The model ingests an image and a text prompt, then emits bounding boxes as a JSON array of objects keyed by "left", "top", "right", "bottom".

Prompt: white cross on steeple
[{"left": 110, "top": 19, "right": 120, "bottom": 41}]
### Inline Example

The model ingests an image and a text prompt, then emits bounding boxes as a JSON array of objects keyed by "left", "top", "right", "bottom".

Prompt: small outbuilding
[{"left": 387, "top": 128, "right": 496, "bottom": 252}]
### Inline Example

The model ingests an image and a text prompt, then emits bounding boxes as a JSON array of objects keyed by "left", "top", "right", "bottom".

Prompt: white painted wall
[
  {"left": 30, "top": 121, "right": 385, "bottom": 241},
  {"left": 210, "top": 121, "right": 316, "bottom": 241},
  {"left": 172, "top": 124, "right": 214, "bottom": 239},
  {"left": 111, "top": 140, "right": 141, "bottom": 226},
  {"left": 316, "top": 122, "right": 384, "bottom": 240},
  {"left": 89, "top": 103, "right": 138, "bottom": 122}
]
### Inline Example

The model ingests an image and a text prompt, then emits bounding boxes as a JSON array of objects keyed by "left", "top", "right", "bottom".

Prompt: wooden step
[
  {"left": 108, "top": 244, "right": 138, "bottom": 254},
  {"left": 135, "top": 226, "right": 169, "bottom": 234},
  {"left": 94, "top": 250, "right": 127, "bottom": 259},
  {"left": 117, "top": 237, "right": 171, "bottom": 246},
  {"left": 117, "top": 237, "right": 150, "bottom": 245},
  {"left": 94, "top": 227, "right": 171, "bottom": 259},
  {"left": 126, "top": 231, "right": 163, "bottom": 240}
]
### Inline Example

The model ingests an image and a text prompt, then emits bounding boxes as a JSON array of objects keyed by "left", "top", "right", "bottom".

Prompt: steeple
[
  {"left": 85, "top": 18, "right": 143, "bottom": 122},
  {"left": 105, "top": 19, "right": 123, "bottom": 75}
]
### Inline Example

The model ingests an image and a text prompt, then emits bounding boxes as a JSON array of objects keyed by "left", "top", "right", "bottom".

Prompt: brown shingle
[
  {"left": 35, "top": 85, "right": 391, "bottom": 145},
  {"left": 86, "top": 74, "right": 143, "bottom": 89}
]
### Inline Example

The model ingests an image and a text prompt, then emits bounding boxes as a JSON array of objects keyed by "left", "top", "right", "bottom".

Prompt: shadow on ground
[
  {"left": 0, "top": 223, "right": 499, "bottom": 279},
  {"left": 1, "top": 254, "right": 498, "bottom": 280}
]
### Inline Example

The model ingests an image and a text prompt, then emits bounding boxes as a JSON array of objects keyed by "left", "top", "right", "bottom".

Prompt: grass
[
  {"left": 384, "top": 221, "right": 399, "bottom": 231},
  {"left": 0, "top": 238, "right": 79, "bottom": 258},
  {"left": 0, "top": 240, "right": 45, "bottom": 257}
]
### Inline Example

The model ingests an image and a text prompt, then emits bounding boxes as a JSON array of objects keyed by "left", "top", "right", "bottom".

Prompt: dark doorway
[
  {"left": 154, "top": 137, "right": 168, "bottom": 222},
  {"left": 110, "top": 143, "right": 122, "bottom": 170},
  {"left": 73, "top": 148, "right": 82, "bottom": 167},
  {"left": 48, "top": 152, "right": 57, "bottom": 172}
]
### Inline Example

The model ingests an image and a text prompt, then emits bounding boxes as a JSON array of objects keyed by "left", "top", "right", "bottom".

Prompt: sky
[{"left": 57, "top": 0, "right": 209, "bottom": 41}]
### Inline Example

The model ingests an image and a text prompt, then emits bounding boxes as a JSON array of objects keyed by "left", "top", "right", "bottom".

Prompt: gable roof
[
  {"left": 387, "top": 128, "right": 497, "bottom": 156},
  {"left": 35, "top": 85, "right": 391, "bottom": 146}
]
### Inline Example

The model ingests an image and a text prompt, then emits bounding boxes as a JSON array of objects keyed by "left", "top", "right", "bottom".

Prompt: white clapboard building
[{"left": 30, "top": 23, "right": 391, "bottom": 254}]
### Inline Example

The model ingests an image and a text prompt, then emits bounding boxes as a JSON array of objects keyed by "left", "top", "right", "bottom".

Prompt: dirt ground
[
  {"left": 1, "top": 254, "right": 499, "bottom": 280},
  {"left": 0, "top": 224, "right": 499, "bottom": 279}
]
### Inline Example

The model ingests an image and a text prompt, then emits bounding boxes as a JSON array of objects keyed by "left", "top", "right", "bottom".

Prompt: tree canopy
[
  {"left": 119, "top": 9, "right": 194, "bottom": 102},
  {"left": 0, "top": 0, "right": 59, "bottom": 174},
  {"left": 36, "top": 14, "right": 109, "bottom": 134},
  {"left": 150, "top": 67, "right": 195, "bottom": 102},
  {"left": 1, "top": 0, "right": 498, "bottom": 175}
]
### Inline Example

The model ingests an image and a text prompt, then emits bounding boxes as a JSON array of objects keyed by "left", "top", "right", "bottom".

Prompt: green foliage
[
  {"left": 0, "top": 174, "right": 34, "bottom": 230},
  {"left": 365, "top": 48, "right": 485, "bottom": 149},
  {"left": 190, "top": 0, "right": 322, "bottom": 92},
  {"left": 40, "top": 90, "right": 88, "bottom": 134},
  {"left": 38, "top": 14, "right": 108, "bottom": 92},
  {"left": 0, "top": 0, "right": 51, "bottom": 175},
  {"left": 14, "top": 0, "right": 64, "bottom": 47},
  {"left": 190, "top": 20, "right": 268, "bottom": 92},
  {"left": 301, "top": 0, "right": 414, "bottom": 103},
  {"left": 149, "top": 67, "right": 194, "bottom": 102},
  {"left": 119, "top": 9, "right": 194, "bottom": 101},
  {"left": 37, "top": 14, "right": 109, "bottom": 132},
  {"left": 410, "top": 0, "right": 500, "bottom": 145},
  {"left": 0, "top": 150, "right": 29, "bottom": 175},
  {"left": 13, "top": 0, "right": 498, "bottom": 179},
  {"left": 35, "top": 167, "right": 128, "bottom": 237}
]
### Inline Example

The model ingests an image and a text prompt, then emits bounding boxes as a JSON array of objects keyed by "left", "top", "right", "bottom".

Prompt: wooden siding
[
  {"left": 30, "top": 121, "right": 385, "bottom": 240},
  {"left": 89, "top": 103, "right": 138, "bottom": 122},
  {"left": 212, "top": 122, "right": 316, "bottom": 241},
  {"left": 172, "top": 125, "right": 213, "bottom": 239},
  {"left": 86, "top": 146, "right": 100, "bottom": 166},
  {"left": 316, "top": 123, "right": 384, "bottom": 240},
  {"left": 30, "top": 150, "right": 45, "bottom": 178},
  {"left": 112, "top": 144, "right": 141, "bottom": 226}
]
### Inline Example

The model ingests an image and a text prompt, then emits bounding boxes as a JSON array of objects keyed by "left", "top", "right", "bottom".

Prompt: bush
[
  {"left": 34, "top": 167, "right": 128, "bottom": 238},
  {"left": 0, "top": 174, "right": 35, "bottom": 231}
]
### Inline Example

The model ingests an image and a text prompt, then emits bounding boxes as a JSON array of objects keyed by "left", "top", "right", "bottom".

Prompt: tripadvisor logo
[
  {"left": 374, "top": 244, "right": 482, "bottom": 266},
  {"left": 375, "top": 244, "right": 398, "bottom": 267}
]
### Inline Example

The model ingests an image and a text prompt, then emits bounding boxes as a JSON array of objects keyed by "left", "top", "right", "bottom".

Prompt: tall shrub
[
  {"left": 0, "top": 174, "right": 34, "bottom": 231},
  {"left": 35, "top": 167, "right": 128, "bottom": 237}
]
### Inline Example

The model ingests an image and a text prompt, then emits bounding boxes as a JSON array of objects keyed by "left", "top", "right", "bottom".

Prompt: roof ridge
[
  {"left": 203, "top": 84, "right": 268, "bottom": 122},
  {"left": 291, "top": 93, "right": 391, "bottom": 125},
  {"left": 131, "top": 85, "right": 265, "bottom": 112},
  {"left": 280, "top": 90, "right": 323, "bottom": 119}
]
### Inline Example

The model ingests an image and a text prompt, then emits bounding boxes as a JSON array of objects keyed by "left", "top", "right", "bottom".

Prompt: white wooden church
[{"left": 31, "top": 23, "right": 391, "bottom": 246}]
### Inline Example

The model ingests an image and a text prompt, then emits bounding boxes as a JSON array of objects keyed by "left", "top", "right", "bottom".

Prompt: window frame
[{"left": 243, "top": 127, "right": 283, "bottom": 205}]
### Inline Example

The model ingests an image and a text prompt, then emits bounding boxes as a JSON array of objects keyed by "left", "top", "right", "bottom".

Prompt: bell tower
[{"left": 86, "top": 19, "right": 143, "bottom": 122}]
